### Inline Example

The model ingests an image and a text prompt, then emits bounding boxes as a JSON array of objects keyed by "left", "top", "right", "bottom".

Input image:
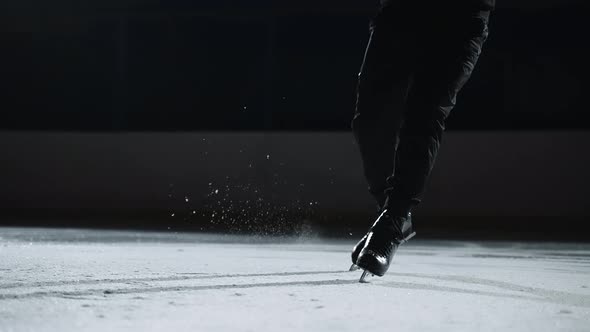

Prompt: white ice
[{"left": 0, "top": 228, "right": 589, "bottom": 332}]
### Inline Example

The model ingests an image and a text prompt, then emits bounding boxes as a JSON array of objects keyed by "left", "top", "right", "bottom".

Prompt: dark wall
[
  {"left": 1, "top": 0, "right": 589, "bottom": 131},
  {"left": 1, "top": 131, "right": 589, "bottom": 238}
]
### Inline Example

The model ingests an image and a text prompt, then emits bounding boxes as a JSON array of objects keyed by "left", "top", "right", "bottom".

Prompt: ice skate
[
  {"left": 349, "top": 202, "right": 385, "bottom": 271},
  {"left": 349, "top": 233, "right": 368, "bottom": 271},
  {"left": 355, "top": 209, "right": 415, "bottom": 282}
]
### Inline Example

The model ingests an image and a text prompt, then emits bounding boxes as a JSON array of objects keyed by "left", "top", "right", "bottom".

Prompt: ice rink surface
[{"left": 1, "top": 227, "right": 589, "bottom": 332}]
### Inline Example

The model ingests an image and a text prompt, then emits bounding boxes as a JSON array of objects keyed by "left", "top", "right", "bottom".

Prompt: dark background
[
  {"left": 1, "top": 0, "right": 589, "bottom": 240},
  {"left": 1, "top": 0, "right": 589, "bottom": 131}
]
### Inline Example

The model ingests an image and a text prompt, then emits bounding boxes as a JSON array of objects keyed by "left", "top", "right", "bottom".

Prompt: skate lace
[
  {"left": 368, "top": 232, "right": 395, "bottom": 257},
  {"left": 365, "top": 212, "right": 408, "bottom": 257},
  {"left": 373, "top": 245, "right": 393, "bottom": 257}
]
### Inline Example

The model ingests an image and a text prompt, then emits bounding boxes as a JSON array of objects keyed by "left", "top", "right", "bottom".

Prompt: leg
[
  {"left": 354, "top": 10, "right": 491, "bottom": 281},
  {"left": 349, "top": 6, "right": 417, "bottom": 271},
  {"left": 384, "top": 10, "right": 491, "bottom": 215},
  {"left": 351, "top": 8, "right": 414, "bottom": 208}
]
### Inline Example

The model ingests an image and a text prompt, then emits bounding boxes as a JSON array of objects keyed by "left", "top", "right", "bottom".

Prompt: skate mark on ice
[
  {"left": 402, "top": 251, "right": 436, "bottom": 256},
  {"left": 0, "top": 274, "right": 204, "bottom": 289},
  {"left": 0, "top": 279, "right": 358, "bottom": 300},
  {"left": 378, "top": 278, "right": 590, "bottom": 308},
  {"left": 467, "top": 253, "right": 590, "bottom": 264},
  {"left": 536, "top": 252, "right": 590, "bottom": 259},
  {"left": 0, "top": 270, "right": 346, "bottom": 290},
  {"left": 389, "top": 271, "right": 588, "bottom": 296}
]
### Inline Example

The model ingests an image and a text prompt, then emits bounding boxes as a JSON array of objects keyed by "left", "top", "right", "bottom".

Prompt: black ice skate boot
[
  {"left": 355, "top": 209, "right": 415, "bottom": 282},
  {"left": 349, "top": 232, "right": 369, "bottom": 271},
  {"left": 349, "top": 200, "right": 386, "bottom": 272}
]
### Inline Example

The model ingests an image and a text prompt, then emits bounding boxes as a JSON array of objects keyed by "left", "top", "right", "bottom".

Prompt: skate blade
[
  {"left": 349, "top": 264, "right": 360, "bottom": 272},
  {"left": 399, "top": 231, "right": 416, "bottom": 245},
  {"left": 359, "top": 270, "right": 374, "bottom": 283}
]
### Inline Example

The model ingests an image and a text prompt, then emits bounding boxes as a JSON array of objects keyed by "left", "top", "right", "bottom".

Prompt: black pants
[{"left": 352, "top": 3, "right": 490, "bottom": 215}]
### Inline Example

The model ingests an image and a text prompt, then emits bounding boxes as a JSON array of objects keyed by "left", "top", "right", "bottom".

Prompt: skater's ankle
[
  {"left": 382, "top": 197, "right": 414, "bottom": 218},
  {"left": 372, "top": 209, "right": 413, "bottom": 237},
  {"left": 381, "top": 207, "right": 411, "bottom": 220}
]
